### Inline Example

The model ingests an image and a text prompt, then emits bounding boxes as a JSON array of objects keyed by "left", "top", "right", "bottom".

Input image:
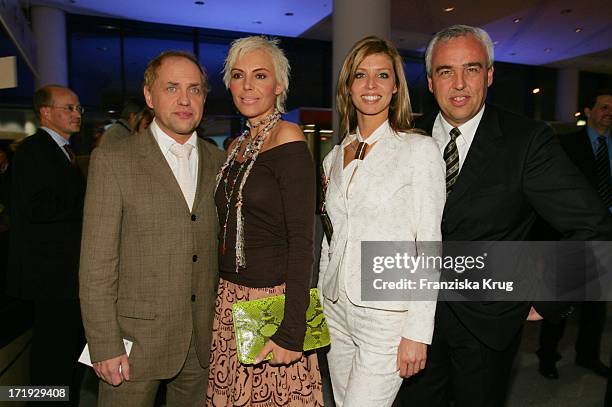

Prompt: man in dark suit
[
  {"left": 6, "top": 85, "right": 86, "bottom": 405},
  {"left": 536, "top": 90, "right": 612, "bottom": 379},
  {"left": 398, "top": 25, "right": 612, "bottom": 407}
]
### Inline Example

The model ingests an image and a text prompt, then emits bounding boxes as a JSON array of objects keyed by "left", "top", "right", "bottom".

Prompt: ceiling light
[
  {"left": 443, "top": 7, "right": 455, "bottom": 12},
  {"left": 107, "top": 110, "right": 116, "bottom": 114},
  {"left": 577, "top": 120, "right": 586, "bottom": 126},
  {"left": 544, "top": 48, "right": 552, "bottom": 53},
  {"left": 509, "top": 52, "right": 517, "bottom": 56},
  {"left": 284, "top": 12, "right": 294, "bottom": 16},
  {"left": 320, "top": 130, "right": 334, "bottom": 134},
  {"left": 252, "top": 21, "right": 263, "bottom": 24},
  {"left": 513, "top": 18, "right": 521, "bottom": 23},
  {"left": 560, "top": 8, "right": 572, "bottom": 14},
  {"left": 574, "top": 112, "right": 581, "bottom": 117},
  {"left": 194, "top": 1, "right": 204, "bottom": 4},
  {"left": 575, "top": 27, "right": 583, "bottom": 33},
  {"left": 493, "top": 41, "right": 500, "bottom": 45},
  {"left": 532, "top": 88, "right": 541, "bottom": 94}
]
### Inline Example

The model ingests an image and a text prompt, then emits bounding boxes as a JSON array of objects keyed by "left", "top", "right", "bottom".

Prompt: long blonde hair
[{"left": 336, "top": 36, "right": 414, "bottom": 140}]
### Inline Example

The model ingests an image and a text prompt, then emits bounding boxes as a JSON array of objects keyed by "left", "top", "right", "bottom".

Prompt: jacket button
[
  {"left": 192, "top": 255, "right": 198, "bottom": 262},
  {"left": 191, "top": 294, "right": 196, "bottom": 302},
  {"left": 191, "top": 214, "right": 197, "bottom": 221}
]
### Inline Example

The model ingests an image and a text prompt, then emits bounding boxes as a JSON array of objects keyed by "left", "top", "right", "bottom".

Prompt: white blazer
[{"left": 318, "top": 121, "right": 445, "bottom": 344}]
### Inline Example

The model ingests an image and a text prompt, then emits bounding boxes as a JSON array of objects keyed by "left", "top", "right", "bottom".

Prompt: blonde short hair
[{"left": 223, "top": 36, "right": 290, "bottom": 113}]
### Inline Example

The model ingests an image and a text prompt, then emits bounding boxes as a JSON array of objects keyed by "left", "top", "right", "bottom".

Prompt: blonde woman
[
  {"left": 206, "top": 36, "right": 323, "bottom": 406},
  {"left": 319, "top": 36, "right": 445, "bottom": 406}
]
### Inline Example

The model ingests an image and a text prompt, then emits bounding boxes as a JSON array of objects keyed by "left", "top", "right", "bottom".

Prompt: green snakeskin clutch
[{"left": 232, "top": 288, "right": 330, "bottom": 364}]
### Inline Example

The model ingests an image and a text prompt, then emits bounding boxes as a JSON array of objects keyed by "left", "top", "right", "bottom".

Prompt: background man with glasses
[{"left": 6, "top": 84, "right": 86, "bottom": 405}]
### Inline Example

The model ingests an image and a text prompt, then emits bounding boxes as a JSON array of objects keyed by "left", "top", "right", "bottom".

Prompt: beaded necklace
[{"left": 215, "top": 109, "right": 281, "bottom": 271}]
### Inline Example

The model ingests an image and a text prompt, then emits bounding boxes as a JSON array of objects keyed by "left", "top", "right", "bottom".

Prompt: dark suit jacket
[
  {"left": 558, "top": 128, "right": 599, "bottom": 188},
  {"left": 417, "top": 104, "right": 612, "bottom": 350},
  {"left": 6, "top": 129, "right": 85, "bottom": 300}
]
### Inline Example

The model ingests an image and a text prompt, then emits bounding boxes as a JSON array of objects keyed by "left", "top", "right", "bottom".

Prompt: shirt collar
[
  {"left": 438, "top": 105, "right": 486, "bottom": 143},
  {"left": 150, "top": 119, "right": 198, "bottom": 155},
  {"left": 41, "top": 127, "right": 70, "bottom": 147},
  {"left": 342, "top": 120, "right": 391, "bottom": 148},
  {"left": 586, "top": 126, "right": 610, "bottom": 142}
]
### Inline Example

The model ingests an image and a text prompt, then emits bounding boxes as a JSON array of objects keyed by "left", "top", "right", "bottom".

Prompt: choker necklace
[{"left": 215, "top": 109, "right": 281, "bottom": 270}]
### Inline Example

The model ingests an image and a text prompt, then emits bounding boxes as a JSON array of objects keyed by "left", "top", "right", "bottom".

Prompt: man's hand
[
  {"left": 254, "top": 339, "right": 302, "bottom": 366},
  {"left": 397, "top": 337, "right": 427, "bottom": 378},
  {"left": 93, "top": 354, "right": 130, "bottom": 386},
  {"left": 526, "top": 306, "right": 543, "bottom": 321}
]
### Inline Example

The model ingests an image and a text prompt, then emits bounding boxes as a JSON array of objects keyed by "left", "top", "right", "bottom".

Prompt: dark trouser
[
  {"left": 28, "top": 299, "right": 85, "bottom": 407},
  {"left": 538, "top": 301, "right": 606, "bottom": 363},
  {"left": 396, "top": 302, "right": 522, "bottom": 407}
]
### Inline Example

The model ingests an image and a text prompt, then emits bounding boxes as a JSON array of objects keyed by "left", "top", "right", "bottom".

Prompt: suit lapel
[
  {"left": 445, "top": 106, "right": 502, "bottom": 208},
  {"left": 137, "top": 128, "right": 190, "bottom": 213},
  {"left": 191, "top": 140, "right": 217, "bottom": 213},
  {"left": 38, "top": 129, "right": 84, "bottom": 181}
]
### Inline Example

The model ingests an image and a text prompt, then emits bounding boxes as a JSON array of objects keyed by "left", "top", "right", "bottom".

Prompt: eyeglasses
[{"left": 47, "top": 104, "right": 85, "bottom": 114}]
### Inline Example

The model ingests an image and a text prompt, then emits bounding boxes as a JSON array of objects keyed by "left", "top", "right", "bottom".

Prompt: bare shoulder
[{"left": 269, "top": 121, "right": 305, "bottom": 147}]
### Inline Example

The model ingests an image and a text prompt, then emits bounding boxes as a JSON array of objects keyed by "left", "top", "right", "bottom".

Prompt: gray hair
[
  {"left": 222, "top": 36, "right": 290, "bottom": 113},
  {"left": 425, "top": 25, "right": 494, "bottom": 76}
]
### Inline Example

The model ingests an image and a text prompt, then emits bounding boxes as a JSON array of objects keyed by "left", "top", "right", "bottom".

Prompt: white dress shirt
[
  {"left": 150, "top": 119, "right": 199, "bottom": 187},
  {"left": 431, "top": 105, "right": 486, "bottom": 173}
]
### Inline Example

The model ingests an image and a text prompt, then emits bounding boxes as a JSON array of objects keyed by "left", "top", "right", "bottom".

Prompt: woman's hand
[
  {"left": 396, "top": 337, "right": 427, "bottom": 378},
  {"left": 254, "top": 339, "right": 303, "bottom": 366}
]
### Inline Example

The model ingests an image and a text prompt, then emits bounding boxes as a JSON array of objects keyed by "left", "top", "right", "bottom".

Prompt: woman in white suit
[{"left": 319, "top": 36, "right": 446, "bottom": 406}]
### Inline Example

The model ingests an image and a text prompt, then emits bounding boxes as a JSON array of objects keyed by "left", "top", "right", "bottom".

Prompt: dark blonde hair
[
  {"left": 336, "top": 36, "right": 414, "bottom": 139},
  {"left": 143, "top": 50, "right": 208, "bottom": 92}
]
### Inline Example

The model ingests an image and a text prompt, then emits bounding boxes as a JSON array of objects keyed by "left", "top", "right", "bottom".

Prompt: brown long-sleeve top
[{"left": 215, "top": 140, "right": 316, "bottom": 351}]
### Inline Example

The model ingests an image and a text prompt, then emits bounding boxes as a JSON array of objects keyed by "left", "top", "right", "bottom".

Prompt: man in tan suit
[{"left": 80, "top": 50, "right": 224, "bottom": 406}]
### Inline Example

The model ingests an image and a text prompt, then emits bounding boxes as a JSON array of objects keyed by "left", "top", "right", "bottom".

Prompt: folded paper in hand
[{"left": 78, "top": 339, "right": 133, "bottom": 367}]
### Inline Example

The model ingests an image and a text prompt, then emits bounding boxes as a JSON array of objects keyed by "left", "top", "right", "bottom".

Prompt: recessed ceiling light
[
  {"left": 513, "top": 18, "right": 521, "bottom": 23},
  {"left": 532, "top": 88, "right": 541, "bottom": 94},
  {"left": 107, "top": 110, "right": 116, "bottom": 114},
  {"left": 544, "top": 48, "right": 552, "bottom": 53},
  {"left": 67, "top": 0, "right": 76, "bottom": 3},
  {"left": 574, "top": 112, "right": 581, "bottom": 117},
  {"left": 284, "top": 12, "right": 294, "bottom": 16},
  {"left": 575, "top": 27, "right": 583, "bottom": 33},
  {"left": 443, "top": 7, "right": 455, "bottom": 12},
  {"left": 560, "top": 8, "right": 572, "bottom": 14},
  {"left": 577, "top": 120, "right": 586, "bottom": 126},
  {"left": 194, "top": 1, "right": 204, "bottom": 4},
  {"left": 493, "top": 41, "right": 500, "bottom": 45},
  {"left": 252, "top": 21, "right": 263, "bottom": 24},
  {"left": 509, "top": 52, "right": 517, "bottom": 56}
]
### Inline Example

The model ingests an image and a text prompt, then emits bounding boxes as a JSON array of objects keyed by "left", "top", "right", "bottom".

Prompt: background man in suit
[
  {"left": 398, "top": 25, "right": 612, "bottom": 407},
  {"left": 6, "top": 84, "right": 86, "bottom": 405},
  {"left": 98, "top": 98, "right": 143, "bottom": 146},
  {"left": 80, "top": 51, "right": 225, "bottom": 406},
  {"left": 536, "top": 90, "right": 612, "bottom": 379}
]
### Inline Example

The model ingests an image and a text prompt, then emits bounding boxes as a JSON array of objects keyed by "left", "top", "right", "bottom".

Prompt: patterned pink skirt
[{"left": 206, "top": 278, "right": 324, "bottom": 406}]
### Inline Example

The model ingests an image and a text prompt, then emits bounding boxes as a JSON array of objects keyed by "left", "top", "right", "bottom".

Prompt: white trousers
[{"left": 324, "top": 289, "right": 406, "bottom": 407}]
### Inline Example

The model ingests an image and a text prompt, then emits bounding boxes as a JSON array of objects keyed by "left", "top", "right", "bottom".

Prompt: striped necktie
[
  {"left": 595, "top": 136, "right": 612, "bottom": 207},
  {"left": 444, "top": 127, "right": 461, "bottom": 195},
  {"left": 63, "top": 144, "right": 76, "bottom": 165}
]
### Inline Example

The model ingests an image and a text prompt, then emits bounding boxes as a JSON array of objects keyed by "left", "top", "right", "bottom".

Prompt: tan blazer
[{"left": 79, "top": 128, "right": 225, "bottom": 380}]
